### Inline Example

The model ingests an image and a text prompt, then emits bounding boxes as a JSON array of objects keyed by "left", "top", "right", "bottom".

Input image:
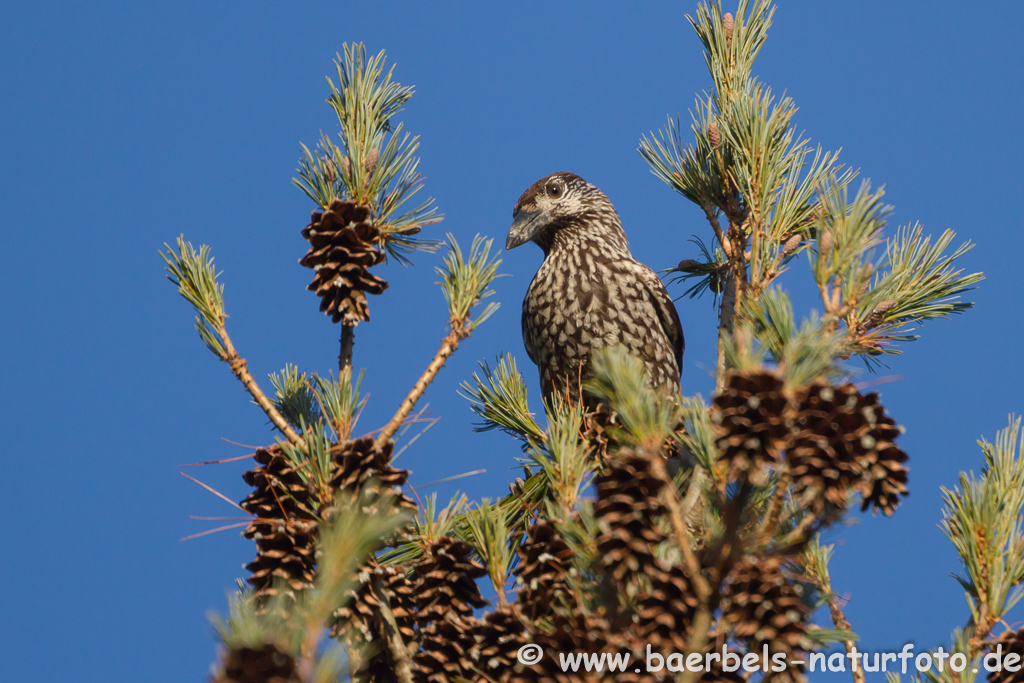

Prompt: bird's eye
[{"left": 547, "top": 183, "right": 562, "bottom": 197}]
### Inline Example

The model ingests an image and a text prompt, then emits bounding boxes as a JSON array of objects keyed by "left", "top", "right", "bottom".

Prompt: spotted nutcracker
[{"left": 506, "top": 172, "right": 684, "bottom": 402}]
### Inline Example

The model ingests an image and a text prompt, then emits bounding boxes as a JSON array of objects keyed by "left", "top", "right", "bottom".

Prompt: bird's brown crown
[{"left": 512, "top": 172, "right": 585, "bottom": 216}]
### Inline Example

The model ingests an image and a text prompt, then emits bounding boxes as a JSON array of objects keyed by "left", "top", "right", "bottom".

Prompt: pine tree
[{"left": 159, "top": 6, "right": 1019, "bottom": 683}]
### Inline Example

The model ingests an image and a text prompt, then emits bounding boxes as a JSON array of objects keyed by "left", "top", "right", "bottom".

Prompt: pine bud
[
  {"left": 723, "top": 13, "right": 734, "bottom": 48},
  {"left": 510, "top": 478, "right": 526, "bottom": 496},
  {"left": 818, "top": 230, "right": 833, "bottom": 253},
  {"left": 708, "top": 121, "right": 721, "bottom": 149},
  {"left": 677, "top": 259, "right": 701, "bottom": 272},
  {"left": 365, "top": 147, "right": 380, "bottom": 175},
  {"left": 323, "top": 159, "right": 337, "bottom": 184},
  {"left": 781, "top": 234, "right": 803, "bottom": 256},
  {"left": 872, "top": 300, "right": 897, "bottom": 316},
  {"left": 341, "top": 155, "right": 351, "bottom": 178}
]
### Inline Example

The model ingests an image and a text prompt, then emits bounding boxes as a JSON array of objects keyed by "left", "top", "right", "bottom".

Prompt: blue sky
[{"left": 2, "top": 2, "right": 1023, "bottom": 681}]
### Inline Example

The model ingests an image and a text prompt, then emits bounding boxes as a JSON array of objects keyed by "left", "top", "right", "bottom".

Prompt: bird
[{"left": 505, "top": 172, "right": 684, "bottom": 404}]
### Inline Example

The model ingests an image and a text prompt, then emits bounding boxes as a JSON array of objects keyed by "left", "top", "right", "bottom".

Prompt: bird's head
[{"left": 506, "top": 172, "right": 604, "bottom": 251}]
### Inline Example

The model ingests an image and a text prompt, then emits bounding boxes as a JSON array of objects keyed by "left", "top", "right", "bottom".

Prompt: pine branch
[
  {"left": 436, "top": 233, "right": 504, "bottom": 332},
  {"left": 459, "top": 353, "right": 544, "bottom": 444},
  {"left": 269, "top": 364, "right": 321, "bottom": 432},
  {"left": 463, "top": 500, "right": 516, "bottom": 604},
  {"left": 941, "top": 416, "right": 1024, "bottom": 653},
  {"left": 210, "top": 493, "right": 408, "bottom": 682},
  {"left": 161, "top": 237, "right": 304, "bottom": 447},
  {"left": 738, "top": 287, "right": 845, "bottom": 385},
  {"left": 311, "top": 369, "right": 366, "bottom": 443},
  {"left": 802, "top": 538, "right": 865, "bottom": 683},
  {"left": 524, "top": 399, "right": 593, "bottom": 519},
  {"left": 585, "top": 346, "right": 680, "bottom": 449},
  {"left": 375, "top": 235, "right": 503, "bottom": 447},
  {"left": 806, "top": 180, "right": 983, "bottom": 362},
  {"left": 850, "top": 224, "right": 983, "bottom": 358},
  {"left": 640, "top": 1, "right": 856, "bottom": 390},
  {"left": 370, "top": 581, "right": 415, "bottom": 683},
  {"left": 293, "top": 44, "right": 442, "bottom": 263}
]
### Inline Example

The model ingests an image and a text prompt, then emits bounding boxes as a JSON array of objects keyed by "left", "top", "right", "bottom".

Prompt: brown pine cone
[
  {"left": 788, "top": 382, "right": 908, "bottom": 516},
  {"left": 582, "top": 403, "right": 619, "bottom": 464},
  {"left": 331, "top": 561, "right": 419, "bottom": 643},
  {"left": 471, "top": 607, "right": 528, "bottom": 681},
  {"left": 593, "top": 449, "right": 669, "bottom": 582},
  {"left": 988, "top": 627, "right": 1024, "bottom": 683},
  {"left": 300, "top": 199, "right": 388, "bottom": 324},
  {"left": 517, "top": 611, "right": 625, "bottom": 683},
  {"left": 414, "top": 609, "right": 528, "bottom": 683},
  {"left": 330, "top": 436, "right": 417, "bottom": 513},
  {"left": 241, "top": 445, "right": 316, "bottom": 520},
  {"left": 637, "top": 564, "right": 701, "bottom": 653},
  {"left": 239, "top": 446, "right": 318, "bottom": 598},
  {"left": 414, "top": 616, "right": 478, "bottom": 683},
  {"left": 853, "top": 397, "right": 909, "bottom": 515},
  {"left": 720, "top": 557, "right": 811, "bottom": 663},
  {"left": 711, "top": 370, "right": 794, "bottom": 485},
  {"left": 416, "top": 536, "right": 489, "bottom": 629},
  {"left": 514, "top": 520, "right": 575, "bottom": 621},
  {"left": 241, "top": 518, "right": 318, "bottom": 598}
]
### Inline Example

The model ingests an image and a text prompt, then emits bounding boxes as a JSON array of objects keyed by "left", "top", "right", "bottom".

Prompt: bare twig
[
  {"left": 703, "top": 204, "right": 731, "bottom": 257},
  {"left": 339, "top": 322, "right": 355, "bottom": 374},
  {"left": 218, "top": 328, "right": 305, "bottom": 447},
  {"left": 826, "top": 592, "right": 866, "bottom": 683},
  {"left": 773, "top": 514, "right": 824, "bottom": 557},
  {"left": 715, "top": 269, "right": 738, "bottom": 393},
  {"left": 375, "top": 327, "right": 468, "bottom": 448}
]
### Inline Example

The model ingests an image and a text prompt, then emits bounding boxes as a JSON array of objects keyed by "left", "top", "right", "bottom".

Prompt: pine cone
[
  {"left": 416, "top": 536, "right": 489, "bottom": 629},
  {"left": 300, "top": 199, "right": 388, "bottom": 324},
  {"left": 720, "top": 557, "right": 811, "bottom": 663},
  {"left": 593, "top": 449, "right": 669, "bottom": 582},
  {"left": 330, "top": 436, "right": 417, "bottom": 513},
  {"left": 514, "top": 520, "right": 575, "bottom": 621},
  {"left": 988, "top": 627, "right": 1024, "bottom": 683},
  {"left": 637, "top": 564, "right": 700, "bottom": 653},
  {"left": 240, "top": 446, "right": 318, "bottom": 598},
  {"left": 212, "top": 644, "right": 301, "bottom": 683},
  {"left": 711, "top": 370, "right": 794, "bottom": 485},
  {"left": 416, "top": 607, "right": 527, "bottom": 683},
  {"left": 472, "top": 607, "right": 528, "bottom": 679},
  {"left": 329, "top": 561, "right": 420, "bottom": 683},
  {"left": 517, "top": 611, "right": 623, "bottom": 683},
  {"left": 414, "top": 616, "right": 478, "bottom": 683},
  {"left": 854, "top": 401, "right": 909, "bottom": 515},
  {"left": 239, "top": 437, "right": 415, "bottom": 601},
  {"left": 708, "top": 121, "right": 721, "bottom": 149},
  {"left": 788, "top": 382, "right": 908, "bottom": 516},
  {"left": 331, "top": 561, "right": 419, "bottom": 642},
  {"left": 241, "top": 518, "right": 318, "bottom": 598},
  {"left": 582, "top": 403, "right": 619, "bottom": 464},
  {"left": 241, "top": 445, "right": 316, "bottom": 520},
  {"left": 723, "top": 13, "right": 735, "bottom": 46}
]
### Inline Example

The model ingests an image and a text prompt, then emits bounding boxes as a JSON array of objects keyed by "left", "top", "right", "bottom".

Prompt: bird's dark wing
[{"left": 636, "top": 265, "right": 685, "bottom": 373}]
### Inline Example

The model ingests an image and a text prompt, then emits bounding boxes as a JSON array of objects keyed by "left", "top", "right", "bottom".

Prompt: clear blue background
[{"left": 2, "top": 2, "right": 1022, "bottom": 680}]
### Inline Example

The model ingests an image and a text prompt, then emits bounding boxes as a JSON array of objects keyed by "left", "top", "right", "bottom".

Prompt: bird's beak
[{"left": 506, "top": 209, "right": 545, "bottom": 250}]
